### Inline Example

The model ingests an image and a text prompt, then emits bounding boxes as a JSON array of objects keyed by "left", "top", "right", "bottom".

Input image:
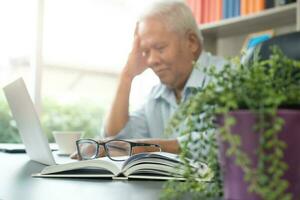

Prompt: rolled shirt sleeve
[{"left": 115, "top": 106, "right": 150, "bottom": 139}]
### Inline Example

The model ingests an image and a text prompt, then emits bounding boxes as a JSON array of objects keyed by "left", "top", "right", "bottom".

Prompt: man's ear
[{"left": 186, "top": 30, "right": 201, "bottom": 54}]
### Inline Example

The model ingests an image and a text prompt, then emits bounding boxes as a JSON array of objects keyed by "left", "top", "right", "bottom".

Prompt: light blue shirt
[{"left": 115, "top": 52, "right": 226, "bottom": 143}]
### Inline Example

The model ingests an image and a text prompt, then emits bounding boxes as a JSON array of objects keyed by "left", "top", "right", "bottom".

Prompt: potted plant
[{"left": 161, "top": 47, "right": 300, "bottom": 200}]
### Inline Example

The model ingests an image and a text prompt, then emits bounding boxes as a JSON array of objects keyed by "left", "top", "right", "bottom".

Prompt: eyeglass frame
[{"left": 76, "top": 138, "right": 162, "bottom": 161}]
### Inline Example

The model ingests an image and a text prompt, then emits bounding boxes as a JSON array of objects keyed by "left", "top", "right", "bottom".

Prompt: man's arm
[
  {"left": 104, "top": 71, "right": 133, "bottom": 136},
  {"left": 105, "top": 25, "right": 148, "bottom": 136},
  {"left": 132, "top": 139, "right": 180, "bottom": 154}
]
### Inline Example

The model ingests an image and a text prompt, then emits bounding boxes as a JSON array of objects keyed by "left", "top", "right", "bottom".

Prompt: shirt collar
[{"left": 152, "top": 84, "right": 169, "bottom": 100}]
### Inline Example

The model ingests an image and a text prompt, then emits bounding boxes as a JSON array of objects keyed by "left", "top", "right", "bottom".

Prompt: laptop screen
[{"left": 3, "top": 78, "right": 56, "bottom": 165}]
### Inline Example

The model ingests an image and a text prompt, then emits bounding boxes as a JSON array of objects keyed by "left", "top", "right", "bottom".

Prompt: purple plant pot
[{"left": 218, "top": 109, "right": 300, "bottom": 200}]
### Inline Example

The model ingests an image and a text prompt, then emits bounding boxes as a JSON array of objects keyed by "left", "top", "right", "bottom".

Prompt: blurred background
[{"left": 0, "top": 0, "right": 159, "bottom": 143}]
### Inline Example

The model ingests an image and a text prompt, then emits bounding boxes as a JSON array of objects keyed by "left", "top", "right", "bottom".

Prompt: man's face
[{"left": 138, "top": 18, "right": 196, "bottom": 89}]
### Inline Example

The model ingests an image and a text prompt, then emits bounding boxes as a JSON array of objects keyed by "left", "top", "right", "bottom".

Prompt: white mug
[{"left": 53, "top": 131, "right": 82, "bottom": 155}]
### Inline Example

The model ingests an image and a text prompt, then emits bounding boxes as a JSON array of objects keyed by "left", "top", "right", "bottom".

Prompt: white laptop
[{"left": 3, "top": 77, "right": 74, "bottom": 165}]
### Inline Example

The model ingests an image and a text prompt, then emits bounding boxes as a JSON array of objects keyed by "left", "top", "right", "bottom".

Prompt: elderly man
[
  {"left": 72, "top": 0, "right": 224, "bottom": 159},
  {"left": 104, "top": 0, "right": 225, "bottom": 152}
]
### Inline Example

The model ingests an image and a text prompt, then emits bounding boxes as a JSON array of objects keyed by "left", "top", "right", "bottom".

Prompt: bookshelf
[{"left": 201, "top": 2, "right": 300, "bottom": 57}]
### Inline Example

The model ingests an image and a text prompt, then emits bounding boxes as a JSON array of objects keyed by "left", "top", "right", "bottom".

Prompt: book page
[
  {"left": 41, "top": 157, "right": 124, "bottom": 176},
  {"left": 122, "top": 152, "right": 181, "bottom": 169},
  {"left": 121, "top": 152, "right": 182, "bottom": 177},
  {"left": 123, "top": 163, "right": 184, "bottom": 177}
]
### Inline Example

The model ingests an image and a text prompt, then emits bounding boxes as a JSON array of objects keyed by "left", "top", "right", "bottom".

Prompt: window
[
  {"left": 0, "top": 0, "right": 35, "bottom": 143},
  {"left": 0, "top": 0, "right": 158, "bottom": 143}
]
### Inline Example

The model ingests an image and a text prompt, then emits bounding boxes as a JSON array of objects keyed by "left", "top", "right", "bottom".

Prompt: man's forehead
[
  {"left": 137, "top": 19, "right": 178, "bottom": 46},
  {"left": 138, "top": 32, "right": 169, "bottom": 49},
  {"left": 137, "top": 19, "right": 166, "bottom": 35}
]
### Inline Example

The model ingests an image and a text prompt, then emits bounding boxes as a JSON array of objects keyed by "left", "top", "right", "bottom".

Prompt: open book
[{"left": 33, "top": 152, "right": 210, "bottom": 180}]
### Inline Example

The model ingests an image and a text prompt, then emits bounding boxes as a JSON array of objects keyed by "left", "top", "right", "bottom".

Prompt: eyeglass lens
[
  {"left": 106, "top": 140, "right": 131, "bottom": 161},
  {"left": 77, "top": 140, "right": 103, "bottom": 160}
]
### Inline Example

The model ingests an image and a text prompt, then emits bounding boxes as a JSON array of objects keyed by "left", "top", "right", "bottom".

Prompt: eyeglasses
[{"left": 76, "top": 139, "right": 161, "bottom": 161}]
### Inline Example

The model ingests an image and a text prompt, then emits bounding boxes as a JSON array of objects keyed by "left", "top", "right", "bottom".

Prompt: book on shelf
[
  {"left": 187, "top": 0, "right": 296, "bottom": 25},
  {"left": 32, "top": 152, "right": 211, "bottom": 181},
  {"left": 223, "top": 0, "right": 229, "bottom": 19},
  {"left": 203, "top": 0, "right": 209, "bottom": 23},
  {"left": 216, "top": 0, "right": 223, "bottom": 21}
]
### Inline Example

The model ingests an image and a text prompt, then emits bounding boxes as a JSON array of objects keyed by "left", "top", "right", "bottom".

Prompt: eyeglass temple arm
[{"left": 132, "top": 143, "right": 161, "bottom": 151}]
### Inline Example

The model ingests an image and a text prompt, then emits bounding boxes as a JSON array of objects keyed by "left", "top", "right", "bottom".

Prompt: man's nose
[{"left": 147, "top": 50, "right": 160, "bottom": 67}]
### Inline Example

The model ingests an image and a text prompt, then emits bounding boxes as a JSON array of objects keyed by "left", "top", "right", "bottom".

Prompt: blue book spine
[
  {"left": 223, "top": 0, "right": 228, "bottom": 19},
  {"left": 228, "top": 0, "right": 233, "bottom": 18},
  {"left": 235, "top": 0, "right": 241, "bottom": 17}
]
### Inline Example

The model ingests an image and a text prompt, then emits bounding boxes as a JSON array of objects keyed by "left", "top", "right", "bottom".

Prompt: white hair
[{"left": 137, "top": 0, "right": 203, "bottom": 44}]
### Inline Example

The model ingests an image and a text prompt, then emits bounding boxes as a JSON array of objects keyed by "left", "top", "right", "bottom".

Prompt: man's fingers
[
  {"left": 132, "top": 34, "right": 142, "bottom": 55},
  {"left": 70, "top": 151, "right": 80, "bottom": 160},
  {"left": 134, "top": 22, "right": 139, "bottom": 36},
  {"left": 133, "top": 22, "right": 142, "bottom": 54}
]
